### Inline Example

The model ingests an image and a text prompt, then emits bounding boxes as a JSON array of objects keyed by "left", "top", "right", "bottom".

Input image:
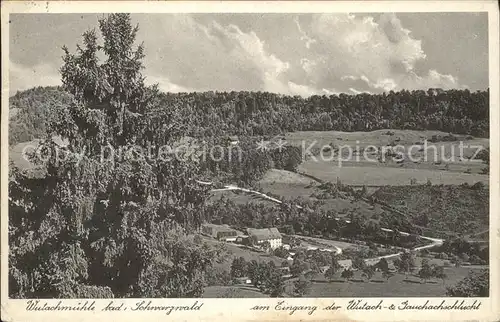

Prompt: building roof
[
  {"left": 338, "top": 259, "right": 352, "bottom": 268},
  {"left": 203, "top": 223, "right": 230, "bottom": 228},
  {"left": 246, "top": 228, "right": 281, "bottom": 241}
]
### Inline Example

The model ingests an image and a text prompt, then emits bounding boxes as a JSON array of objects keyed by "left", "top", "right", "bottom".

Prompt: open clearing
[
  {"left": 283, "top": 129, "right": 489, "bottom": 186},
  {"left": 255, "top": 169, "right": 318, "bottom": 199},
  {"left": 298, "top": 267, "right": 483, "bottom": 297},
  {"left": 298, "top": 161, "right": 488, "bottom": 186},
  {"left": 202, "top": 236, "right": 284, "bottom": 271},
  {"left": 293, "top": 234, "right": 360, "bottom": 250},
  {"left": 259, "top": 169, "right": 314, "bottom": 185},
  {"left": 204, "top": 266, "right": 484, "bottom": 298},
  {"left": 285, "top": 129, "right": 489, "bottom": 151}
]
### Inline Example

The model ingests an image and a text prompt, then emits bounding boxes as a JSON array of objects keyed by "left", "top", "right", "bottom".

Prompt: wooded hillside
[{"left": 9, "top": 86, "right": 489, "bottom": 146}]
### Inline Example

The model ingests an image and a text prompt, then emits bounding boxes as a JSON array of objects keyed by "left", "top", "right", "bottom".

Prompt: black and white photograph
[{"left": 1, "top": 1, "right": 499, "bottom": 321}]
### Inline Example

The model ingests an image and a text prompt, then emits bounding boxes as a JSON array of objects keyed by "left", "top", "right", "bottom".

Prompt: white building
[
  {"left": 247, "top": 228, "right": 282, "bottom": 249},
  {"left": 338, "top": 259, "right": 353, "bottom": 270}
]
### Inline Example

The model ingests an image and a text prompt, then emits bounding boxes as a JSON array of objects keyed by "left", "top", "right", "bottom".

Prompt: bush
[
  {"left": 429, "top": 135, "right": 440, "bottom": 143},
  {"left": 460, "top": 253, "right": 470, "bottom": 262},
  {"left": 471, "top": 182, "right": 485, "bottom": 190},
  {"left": 193, "top": 234, "right": 203, "bottom": 244},
  {"left": 475, "top": 148, "right": 489, "bottom": 163},
  {"left": 205, "top": 267, "right": 233, "bottom": 286},
  {"left": 272, "top": 246, "right": 290, "bottom": 259},
  {"left": 443, "top": 134, "right": 458, "bottom": 142},
  {"left": 446, "top": 269, "right": 489, "bottom": 297},
  {"left": 469, "top": 254, "right": 486, "bottom": 265}
]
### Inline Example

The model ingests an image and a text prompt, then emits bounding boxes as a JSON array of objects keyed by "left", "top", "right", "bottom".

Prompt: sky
[{"left": 9, "top": 13, "right": 489, "bottom": 97}]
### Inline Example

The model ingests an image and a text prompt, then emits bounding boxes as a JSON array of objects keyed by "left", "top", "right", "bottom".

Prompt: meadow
[
  {"left": 203, "top": 266, "right": 484, "bottom": 298},
  {"left": 283, "top": 129, "right": 489, "bottom": 186},
  {"left": 299, "top": 267, "right": 484, "bottom": 297},
  {"left": 298, "top": 162, "right": 488, "bottom": 186}
]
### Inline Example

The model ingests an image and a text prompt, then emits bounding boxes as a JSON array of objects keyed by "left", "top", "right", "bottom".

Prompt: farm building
[
  {"left": 201, "top": 223, "right": 239, "bottom": 241},
  {"left": 235, "top": 235, "right": 250, "bottom": 245},
  {"left": 338, "top": 259, "right": 353, "bottom": 270},
  {"left": 227, "top": 135, "right": 239, "bottom": 146},
  {"left": 247, "top": 228, "right": 282, "bottom": 249},
  {"left": 234, "top": 277, "right": 252, "bottom": 285}
]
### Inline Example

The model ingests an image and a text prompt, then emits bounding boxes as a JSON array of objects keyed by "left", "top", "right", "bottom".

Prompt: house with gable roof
[{"left": 246, "top": 227, "right": 282, "bottom": 250}]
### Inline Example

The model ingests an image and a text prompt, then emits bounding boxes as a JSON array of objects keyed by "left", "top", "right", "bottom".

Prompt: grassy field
[
  {"left": 9, "top": 136, "right": 68, "bottom": 170},
  {"left": 255, "top": 169, "right": 318, "bottom": 199},
  {"left": 259, "top": 169, "right": 314, "bottom": 185},
  {"left": 285, "top": 129, "right": 488, "bottom": 151},
  {"left": 9, "top": 139, "right": 46, "bottom": 171},
  {"left": 293, "top": 234, "right": 360, "bottom": 250},
  {"left": 292, "top": 267, "right": 482, "bottom": 297},
  {"left": 283, "top": 129, "right": 489, "bottom": 186},
  {"left": 298, "top": 161, "right": 488, "bottom": 186},
  {"left": 204, "top": 265, "right": 484, "bottom": 298},
  {"left": 315, "top": 159, "right": 487, "bottom": 175},
  {"left": 203, "top": 286, "right": 267, "bottom": 298}
]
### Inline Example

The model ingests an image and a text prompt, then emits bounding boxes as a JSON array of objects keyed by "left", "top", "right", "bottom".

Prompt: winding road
[{"left": 197, "top": 179, "right": 444, "bottom": 264}]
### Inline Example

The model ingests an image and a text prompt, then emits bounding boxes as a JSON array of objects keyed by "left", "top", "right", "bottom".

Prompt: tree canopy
[
  {"left": 446, "top": 269, "right": 489, "bottom": 297},
  {"left": 9, "top": 13, "right": 224, "bottom": 299}
]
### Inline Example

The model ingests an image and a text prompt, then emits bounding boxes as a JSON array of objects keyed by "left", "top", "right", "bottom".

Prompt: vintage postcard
[{"left": 1, "top": 1, "right": 499, "bottom": 321}]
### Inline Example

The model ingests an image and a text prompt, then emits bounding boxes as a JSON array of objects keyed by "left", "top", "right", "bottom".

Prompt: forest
[{"left": 9, "top": 78, "right": 489, "bottom": 147}]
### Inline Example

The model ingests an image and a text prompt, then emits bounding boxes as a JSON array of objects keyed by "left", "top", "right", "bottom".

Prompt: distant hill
[
  {"left": 372, "top": 184, "right": 489, "bottom": 235},
  {"left": 8, "top": 86, "right": 490, "bottom": 147},
  {"left": 9, "top": 86, "right": 72, "bottom": 145}
]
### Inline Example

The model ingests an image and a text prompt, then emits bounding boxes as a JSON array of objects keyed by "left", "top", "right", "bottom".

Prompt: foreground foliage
[
  {"left": 372, "top": 184, "right": 489, "bottom": 236},
  {"left": 446, "top": 269, "right": 489, "bottom": 297},
  {"left": 9, "top": 14, "right": 225, "bottom": 298}
]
